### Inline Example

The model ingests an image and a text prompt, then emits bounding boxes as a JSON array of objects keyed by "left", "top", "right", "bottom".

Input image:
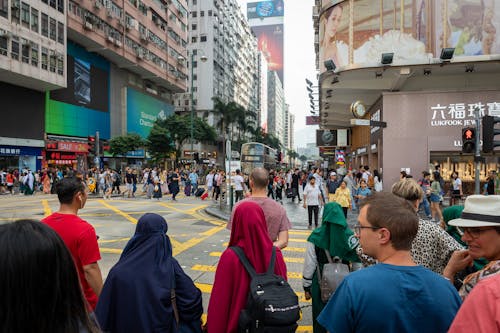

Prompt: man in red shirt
[{"left": 42, "top": 176, "right": 103, "bottom": 310}]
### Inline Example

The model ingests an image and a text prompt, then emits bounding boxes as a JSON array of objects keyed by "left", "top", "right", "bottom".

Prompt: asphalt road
[{"left": 0, "top": 191, "right": 333, "bottom": 332}]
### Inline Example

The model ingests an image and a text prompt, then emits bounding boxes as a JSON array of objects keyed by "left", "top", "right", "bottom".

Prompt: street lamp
[{"left": 190, "top": 50, "right": 208, "bottom": 168}]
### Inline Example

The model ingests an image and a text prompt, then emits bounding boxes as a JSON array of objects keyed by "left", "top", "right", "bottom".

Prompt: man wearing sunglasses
[
  {"left": 317, "top": 193, "right": 461, "bottom": 333},
  {"left": 443, "top": 195, "right": 500, "bottom": 300}
]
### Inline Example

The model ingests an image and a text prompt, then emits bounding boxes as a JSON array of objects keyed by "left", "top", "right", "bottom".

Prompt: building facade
[
  {"left": 267, "top": 70, "right": 284, "bottom": 143},
  {"left": 314, "top": 0, "right": 500, "bottom": 193}
]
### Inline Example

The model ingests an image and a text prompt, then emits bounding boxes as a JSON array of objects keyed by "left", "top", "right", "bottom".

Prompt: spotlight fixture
[
  {"left": 331, "top": 76, "right": 339, "bottom": 84},
  {"left": 323, "top": 113, "right": 329, "bottom": 117},
  {"left": 305, "top": 78, "right": 313, "bottom": 87},
  {"left": 324, "top": 59, "right": 336, "bottom": 71},
  {"left": 326, "top": 89, "right": 332, "bottom": 94},
  {"left": 375, "top": 71, "right": 383, "bottom": 78},
  {"left": 423, "top": 68, "right": 431, "bottom": 76},
  {"left": 465, "top": 64, "right": 474, "bottom": 73},
  {"left": 440, "top": 47, "right": 455, "bottom": 61},
  {"left": 381, "top": 52, "right": 394, "bottom": 65},
  {"left": 324, "top": 105, "right": 330, "bottom": 110}
]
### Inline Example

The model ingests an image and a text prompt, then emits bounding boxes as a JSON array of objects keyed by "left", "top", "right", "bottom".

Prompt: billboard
[
  {"left": 248, "top": 1, "right": 284, "bottom": 86},
  {"left": 319, "top": 0, "right": 500, "bottom": 74},
  {"left": 46, "top": 42, "right": 110, "bottom": 138},
  {"left": 251, "top": 24, "right": 284, "bottom": 84},
  {"left": 126, "top": 87, "right": 174, "bottom": 138}
]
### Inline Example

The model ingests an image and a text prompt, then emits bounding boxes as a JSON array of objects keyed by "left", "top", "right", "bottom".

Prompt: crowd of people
[{"left": 1, "top": 165, "right": 500, "bottom": 333}]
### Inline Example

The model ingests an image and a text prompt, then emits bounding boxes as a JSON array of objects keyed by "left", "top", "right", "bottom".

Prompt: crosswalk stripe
[
  {"left": 208, "top": 252, "right": 304, "bottom": 263},
  {"left": 289, "top": 238, "right": 307, "bottom": 243},
  {"left": 283, "top": 247, "right": 306, "bottom": 253},
  {"left": 288, "top": 230, "right": 312, "bottom": 235},
  {"left": 100, "top": 247, "right": 123, "bottom": 254},
  {"left": 192, "top": 264, "right": 304, "bottom": 279}
]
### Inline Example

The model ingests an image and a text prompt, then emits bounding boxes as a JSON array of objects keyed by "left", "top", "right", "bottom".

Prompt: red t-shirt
[{"left": 42, "top": 213, "right": 101, "bottom": 310}]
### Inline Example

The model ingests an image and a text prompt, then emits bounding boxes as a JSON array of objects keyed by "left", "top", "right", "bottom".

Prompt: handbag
[{"left": 316, "top": 250, "right": 350, "bottom": 303}]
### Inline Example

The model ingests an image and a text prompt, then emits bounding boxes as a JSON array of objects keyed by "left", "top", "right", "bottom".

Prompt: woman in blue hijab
[{"left": 95, "top": 213, "right": 203, "bottom": 333}]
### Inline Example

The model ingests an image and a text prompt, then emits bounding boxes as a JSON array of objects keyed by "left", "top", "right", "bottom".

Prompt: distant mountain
[{"left": 294, "top": 126, "right": 318, "bottom": 148}]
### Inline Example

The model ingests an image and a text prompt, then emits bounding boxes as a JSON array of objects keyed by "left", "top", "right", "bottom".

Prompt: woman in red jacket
[{"left": 206, "top": 201, "right": 288, "bottom": 333}]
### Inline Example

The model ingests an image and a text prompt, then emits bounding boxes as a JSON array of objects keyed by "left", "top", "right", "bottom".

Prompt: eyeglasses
[
  {"left": 457, "top": 227, "right": 497, "bottom": 239},
  {"left": 353, "top": 224, "right": 381, "bottom": 234}
]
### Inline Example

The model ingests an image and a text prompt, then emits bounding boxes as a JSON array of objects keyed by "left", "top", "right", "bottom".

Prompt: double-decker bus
[{"left": 240, "top": 142, "right": 277, "bottom": 175}]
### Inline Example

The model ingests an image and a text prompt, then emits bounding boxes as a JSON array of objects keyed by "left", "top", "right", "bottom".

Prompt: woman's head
[
  {"left": 324, "top": 4, "right": 343, "bottom": 41},
  {"left": 340, "top": 181, "right": 347, "bottom": 188},
  {"left": 391, "top": 178, "right": 423, "bottom": 210},
  {"left": 0, "top": 220, "right": 97, "bottom": 333},
  {"left": 451, "top": 171, "right": 458, "bottom": 179},
  {"left": 360, "top": 179, "right": 367, "bottom": 188}
]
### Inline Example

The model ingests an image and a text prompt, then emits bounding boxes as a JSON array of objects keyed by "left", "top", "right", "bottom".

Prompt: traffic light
[
  {"left": 461, "top": 127, "right": 476, "bottom": 154},
  {"left": 88, "top": 136, "right": 96, "bottom": 154},
  {"left": 482, "top": 115, "right": 500, "bottom": 153},
  {"left": 100, "top": 139, "right": 110, "bottom": 153}
]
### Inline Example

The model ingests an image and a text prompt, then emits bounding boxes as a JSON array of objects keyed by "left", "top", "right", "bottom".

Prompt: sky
[{"left": 237, "top": 0, "right": 318, "bottom": 148}]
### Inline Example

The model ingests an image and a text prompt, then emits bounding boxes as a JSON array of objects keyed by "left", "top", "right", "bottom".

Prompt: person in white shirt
[
  {"left": 303, "top": 176, "right": 324, "bottom": 229},
  {"left": 233, "top": 169, "right": 245, "bottom": 202},
  {"left": 206, "top": 170, "right": 215, "bottom": 197}
]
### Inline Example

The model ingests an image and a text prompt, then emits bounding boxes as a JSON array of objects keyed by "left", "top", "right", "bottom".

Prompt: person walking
[
  {"left": 42, "top": 176, "right": 103, "bottom": 311},
  {"left": 430, "top": 171, "right": 444, "bottom": 224},
  {"left": 96, "top": 213, "right": 203, "bottom": 333},
  {"left": 233, "top": 169, "right": 245, "bottom": 202},
  {"left": 318, "top": 193, "right": 461, "bottom": 333},
  {"left": 303, "top": 176, "right": 324, "bottom": 229},
  {"left": 170, "top": 168, "right": 180, "bottom": 201},
  {"left": 333, "top": 181, "right": 352, "bottom": 218},
  {"left": 227, "top": 168, "right": 292, "bottom": 249},
  {"left": 207, "top": 201, "right": 288, "bottom": 333}
]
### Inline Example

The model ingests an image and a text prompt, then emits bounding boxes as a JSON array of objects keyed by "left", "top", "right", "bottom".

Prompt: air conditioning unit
[
  {"left": 140, "top": 33, "right": 148, "bottom": 43},
  {"left": 0, "top": 31, "right": 12, "bottom": 38},
  {"left": 106, "top": 35, "right": 114, "bottom": 43},
  {"left": 84, "top": 21, "right": 93, "bottom": 30},
  {"left": 106, "top": 9, "right": 113, "bottom": 18},
  {"left": 94, "top": 1, "right": 101, "bottom": 9},
  {"left": 136, "top": 50, "right": 144, "bottom": 59},
  {"left": 125, "top": 23, "right": 132, "bottom": 30},
  {"left": 114, "top": 39, "right": 122, "bottom": 47}
]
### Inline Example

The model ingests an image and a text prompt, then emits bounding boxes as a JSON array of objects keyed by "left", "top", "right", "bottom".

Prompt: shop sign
[
  {"left": 57, "top": 142, "right": 89, "bottom": 152},
  {"left": 0, "top": 147, "right": 21, "bottom": 155},
  {"left": 357, "top": 147, "right": 367, "bottom": 155},
  {"left": 429, "top": 102, "right": 500, "bottom": 127},
  {"left": 371, "top": 144, "right": 377, "bottom": 151},
  {"left": 370, "top": 110, "right": 381, "bottom": 134}
]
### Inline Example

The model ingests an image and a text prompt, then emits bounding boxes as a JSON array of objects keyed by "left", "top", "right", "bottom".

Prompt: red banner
[{"left": 306, "top": 116, "right": 320, "bottom": 125}]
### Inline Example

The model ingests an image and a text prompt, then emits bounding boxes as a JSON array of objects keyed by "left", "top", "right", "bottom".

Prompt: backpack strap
[
  {"left": 230, "top": 246, "right": 257, "bottom": 278},
  {"left": 324, "top": 249, "right": 334, "bottom": 264},
  {"left": 266, "top": 247, "right": 277, "bottom": 274}
]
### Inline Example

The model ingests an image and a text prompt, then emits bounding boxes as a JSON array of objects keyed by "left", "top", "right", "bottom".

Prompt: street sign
[{"left": 350, "top": 119, "right": 370, "bottom": 126}]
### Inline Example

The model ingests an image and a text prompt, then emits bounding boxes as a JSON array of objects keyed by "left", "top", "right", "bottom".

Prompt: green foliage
[
  {"left": 109, "top": 133, "right": 145, "bottom": 157},
  {"left": 299, "top": 155, "right": 308, "bottom": 162}
]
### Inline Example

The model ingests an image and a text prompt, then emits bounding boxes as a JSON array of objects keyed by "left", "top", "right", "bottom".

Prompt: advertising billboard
[
  {"left": 251, "top": 24, "right": 284, "bottom": 85},
  {"left": 247, "top": 0, "right": 284, "bottom": 19},
  {"left": 46, "top": 42, "right": 110, "bottom": 138},
  {"left": 126, "top": 87, "right": 174, "bottom": 138},
  {"left": 319, "top": 0, "right": 500, "bottom": 74}
]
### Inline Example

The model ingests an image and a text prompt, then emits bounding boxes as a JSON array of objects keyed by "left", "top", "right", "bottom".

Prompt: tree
[
  {"left": 147, "top": 114, "right": 216, "bottom": 165},
  {"left": 109, "top": 133, "right": 145, "bottom": 157},
  {"left": 287, "top": 149, "right": 299, "bottom": 168},
  {"left": 299, "top": 155, "right": 308, "bottom": 163}
]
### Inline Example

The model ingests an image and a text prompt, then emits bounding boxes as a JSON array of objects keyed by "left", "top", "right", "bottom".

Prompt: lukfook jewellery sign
[{"left": 429, "top": 101, "right": 500, "bottom": 127}]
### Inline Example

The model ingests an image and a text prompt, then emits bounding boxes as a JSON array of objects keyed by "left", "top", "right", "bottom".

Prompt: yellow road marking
[
  {"left": 100, "top": 247, "right": 123, "bottom": 254},
  {"left": 192, "top": 264, "right": 303, "bottom": 280},
  {"left": 42, "top": 199, "right": 52, "bottom": 217},
  {"left": 289, "top": 230, "right": 312, "bottom": 235},
  {"left": 172, "top": 225, "right": 226, "bottom": 256},
  {"left": 282, "top": 247, "right": 306, "bottom": 253},
  {"left": 209, "top": 252, "right": 304, "bottom": 263},
  {"left": 289, "top": 238, "right": 307, "bottom": 243},
  {"left": 297, "top": 326, "right": 313, "bottom": 332},
  {"left": 170, "top": 237, "right": 182, "bottom": 248},
  {"left": 98, "top": 237, "right": 130, "bottom": 244},
  {"left": 98, "top": 200, "right": 138, "bottom": 224}
]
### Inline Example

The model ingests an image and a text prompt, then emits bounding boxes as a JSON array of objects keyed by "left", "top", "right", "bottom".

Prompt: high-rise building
[
  {"left": 175, "top": 0, "right": 260, "bottom": 165},
  {"left": 257, "top": 50, "right": 269, "bottom": 133},
  {"left": 267, "top": 70, "right": 284, "bottom": 142},
  {"left": 284, "top": 104, "right": 294, "bottom": 152}
]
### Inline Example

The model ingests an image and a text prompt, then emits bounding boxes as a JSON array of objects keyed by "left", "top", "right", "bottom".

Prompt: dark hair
[
  {"left": 250, "top": 168, "right": 269, "bottom": 189},
  {"left": 433, "top": 171, "right": 441, "bottom": 181},
  {"left": 55, "top": 176, "right": 85, "bottom": 204},
  {"left": 0, "top": 220, "right": 98, "bottom": 333},
  {"left": 422, "top": 171, "right": 430, "bottom": 177},
  {"left": 359, "top": 193, "right": 419, "bottom": 251},
  {"left": 373, "top": 169, "right": 380, "bottom": 180}
]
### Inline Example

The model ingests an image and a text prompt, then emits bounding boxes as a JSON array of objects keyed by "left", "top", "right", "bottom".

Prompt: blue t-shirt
[
  {"left": 356, "top": 187, "right": 371, "bottom": 197},
  {"left": 317, "top": 263, "right": 461, "bottom": 333}
]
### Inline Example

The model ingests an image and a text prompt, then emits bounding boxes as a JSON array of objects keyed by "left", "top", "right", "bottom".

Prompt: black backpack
[{"left": 230, "top": 246, "right": 300, "bottom": 333}]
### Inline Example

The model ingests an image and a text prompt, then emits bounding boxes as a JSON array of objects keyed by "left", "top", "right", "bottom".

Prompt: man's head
[
  {"left": 364, "top": 165, "right": 370, "bottom": 171},
  {"left": 249, "top": 168, "right": 269, "bottom": 190},
  {"left": 309, "top": 176, "right": 316, "bottom": 186},
  {"left": 236, "top": 169, "right": 241, "bottom": 175},
  {"left": 330, "top": 172, "right": 336, "bottom": 179},
  {"left": 55, "top": 177, "right": 87, "bottom": 209},
  {"left": 356, "top": 193, "right": 418, "bottom": 259}
]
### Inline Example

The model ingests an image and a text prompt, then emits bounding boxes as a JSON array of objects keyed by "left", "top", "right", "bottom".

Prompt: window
[
  {"left": 41, "top": 13, "right": 48, "bottom": 37},
  {"left": 192, "top": 0, "right": 196, "bottom": 5},
  {"left": 200, "top": 35, "right": 207, "bottom": 42},
  {"left": 49, "top": 17, "right": 56, "bottom": 41},
  {"left": 49, "top": 0, "right": 56, "bottom": 9},
  {"left": 200, "top": 10, "right": 204, "bottom": 17},
  {"left": 192, "top": 60, "right": 197, "bottom": 68},
  {"left": 57, "top": 0, "right": 64, "bottom": 13},
  {"left": 191, "top": 36, "right": 197, "bottom": 43},
  {"left": 41, "top": 47, "right": 48, "bottom": 69},
  {"left": 192, "top": 74, "right": 197, "bottom": 80},
  {"left": 31, "top": 43, "right": 38, "bottom": 67},
  {"left": 49, "top": 51, "right": 56, "bottom": 72},
  {"left": 57, "top": 55, "right": 63, "bottom": 75},
  {"left": 11, "top": 0, "right": 20, "bottom": 23},
  {"left": 11, "top": 39, "right": 19, "bottom": 60},
  {"left": 30, "top": 8, "right": 38, "bottom": 32},
  {"left": 0, "top": 36, "right": 7, "bottom": 55},
  {"left": 191, "top": 11, "right": 196, "bottom": 18},
  {"left": 191, "top": 23, "right": 196, "bottom": 30},
  {"left": 208, "top": 10, "right": 212, "bottom": 16},
  {"left": 21, "top": 2, "right": 29, "bottom": 27},
  {"left": 57, "top": 21, "right": 64, "bottom": 44},
  {"left": 0, "top": 0, "right": 8, "bottom": 18},
  {"left": 21, "top": 40, "right": 30, "bottom": 63},
  {"left": 192, "top": 49, "right": 197, "bottom": 55}
]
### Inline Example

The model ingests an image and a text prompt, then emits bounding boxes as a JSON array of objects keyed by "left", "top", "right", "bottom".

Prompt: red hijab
[{"left": 207, "top": 201, "right": 287, "bottom": 333}]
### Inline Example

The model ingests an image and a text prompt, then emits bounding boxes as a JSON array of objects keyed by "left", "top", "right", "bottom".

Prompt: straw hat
[{"left": 448, "top": 195, "right": 500, "bottom": 227}]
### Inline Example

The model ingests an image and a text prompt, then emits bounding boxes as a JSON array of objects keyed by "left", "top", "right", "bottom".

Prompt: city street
[{"left": 0, "top": 191, "right": 359, "bottom": 332}]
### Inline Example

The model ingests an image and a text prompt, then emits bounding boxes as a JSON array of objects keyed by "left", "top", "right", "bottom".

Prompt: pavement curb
[{"left": 204, "top": 206, "right": 230, "bottom": 221}]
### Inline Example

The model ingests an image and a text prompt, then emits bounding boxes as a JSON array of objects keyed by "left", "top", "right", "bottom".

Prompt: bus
[{"left": 240, "top": 142, "right": 277, "bottom": 175}]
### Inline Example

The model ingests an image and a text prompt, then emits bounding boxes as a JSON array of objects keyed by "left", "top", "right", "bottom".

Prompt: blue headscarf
[{"left": 95, "top": 213, "right": 203, "bottom": 333}]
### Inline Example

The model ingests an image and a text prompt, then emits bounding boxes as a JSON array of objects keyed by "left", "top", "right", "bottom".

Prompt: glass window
[
  {"left": 192, "top": 0, "right": 196, "bottom": 5},
  {"left": 0, "top": 0, "right": 8, "bottom": 18},
  {"left": 200, "top": 10, "right": 204, "bottom": 17},
  {"left": 57, "top": 55, "right": 63, "bottom": 75},
  {"left": 49, "top": 51, "right": 56, "bottom": 72},
  {"left": 11, "top": 0, "right": 20, "bottom": 23},
  {"left": 191, "top": 23, "right": 196, "bottom": 30},
  {"left": 49, "top": 0, "right": 56, "bottom": 9},
  {"left": 49, "top": 17, "right": 56, "bottom": 41},
  {"left": 57, "top": 21, "right": 64, "bottom": 44},
  {"left": 11, "top": 39, "right": 19, "bottom": 60},
  {"left": 191, "top": 36, "right": 197, "bottom": 43},
  {"left": 41, "top": 47, "right": 48, "bottom": 70},
  {"left": 21, "top": 2, "right": 29, "bottom": 27},
  {"left": 200, "top": 35, "right": 206, "bottom": 42},
  {"left": 41, "top": 13, "right": 48, "bottom": 37},
  {"left": 191, "top": 11, "right": 196, "bottom": 18},
  {"left": 208, "top": 10, "right": 212, "bottom": 16},
  {"left": 57, "top": 0, "right": 64, "bottom": 13},
  {"left": 31, "top": 43, "right": 38, "bottom": 67},
  {"left": 0, "top": 36, "right": 7, "bottom": 55},
  {"left": 21, "top": 41, "right": 30, "bottom": 63},
  {"left": 30, "top": 8, "right": 38, "bottom": 32}
]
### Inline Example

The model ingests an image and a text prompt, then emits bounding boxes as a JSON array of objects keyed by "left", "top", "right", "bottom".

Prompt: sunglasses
[{"left": 457, "top": 227, "right": 497, "bottom": 239}]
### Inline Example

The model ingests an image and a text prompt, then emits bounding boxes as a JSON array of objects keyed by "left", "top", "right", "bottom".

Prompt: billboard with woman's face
[{"left": 318, "top": 0, "right": 500, "bottom": 74}]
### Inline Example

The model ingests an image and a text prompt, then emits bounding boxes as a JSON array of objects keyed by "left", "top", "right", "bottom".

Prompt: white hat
[
  {"left": 330, "top": 172, "right": 336, "bottom": 176},
  {"left": 449, "top": 195, "right": 500, "bottom": 227}
]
